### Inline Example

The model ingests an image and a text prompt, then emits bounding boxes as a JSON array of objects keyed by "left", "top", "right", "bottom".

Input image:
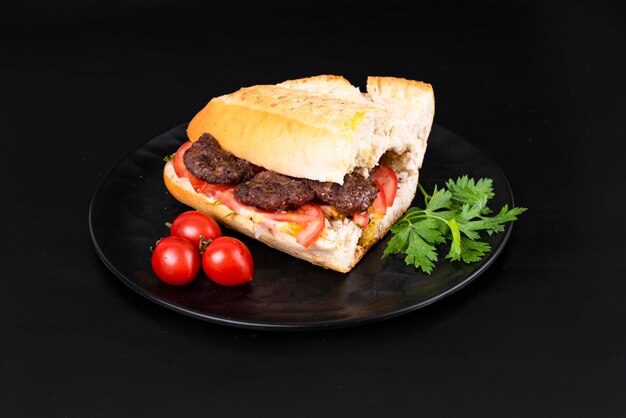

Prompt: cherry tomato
[
  {"left": 151, "top": 236, "right": 200, "bottom": 286},
  {"left": 373, "top": 165, "right": 399, "bottom": 207},
  {"left": 170, "top": 211, "right": 222, "bottom": 249},
  {"left": 202, "top": 237, "right": 254, "bottom": 286}
]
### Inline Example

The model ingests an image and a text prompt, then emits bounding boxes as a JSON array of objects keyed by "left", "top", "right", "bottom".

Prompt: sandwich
[{"left": 163, "top": 75, "right": 435, "bottom": 272}]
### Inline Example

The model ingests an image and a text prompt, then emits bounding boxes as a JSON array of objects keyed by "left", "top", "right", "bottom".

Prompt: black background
[{"left": 2, "top": 0, "right": 625, "bottom": 416}]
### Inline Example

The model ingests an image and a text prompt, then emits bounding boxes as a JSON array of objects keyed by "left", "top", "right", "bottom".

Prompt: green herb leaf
[
  {"left": 383, "top": 175, "right": 526, "bottom": 274},
  {"left": 384, "top": 219, "right": 442, "bottom": 274},
  {"left": 163, "top": 153, "right": 176, "bottom": 163},
  {"left": 446, "top": 176, "right": 494, "bottom": 214},
  {"left": 426, "top": 186, "right": 452, "bottom": 211},
  {"left": 446, "top": 218, "right": 462, "bottom": 261}
]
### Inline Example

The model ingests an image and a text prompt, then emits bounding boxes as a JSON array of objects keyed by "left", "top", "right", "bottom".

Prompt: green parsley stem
[
  {"left": 401, "top": 211, "right": 448, "bottom": 224},
  {"left": 417, "top": 183, "right": 431, "bottom": 204}
]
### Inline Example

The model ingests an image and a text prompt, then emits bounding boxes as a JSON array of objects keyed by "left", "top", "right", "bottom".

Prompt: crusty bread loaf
[
  {"left": 187, "top": 75, "right": 434, "bottom": 184},
  {"left": 168, "top": 75, "right": 434, "bottom": 272}
]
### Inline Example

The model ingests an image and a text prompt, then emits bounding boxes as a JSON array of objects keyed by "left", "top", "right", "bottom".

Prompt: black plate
[{"left": 90, "top": 125, "right": 515, "bottom": 330}]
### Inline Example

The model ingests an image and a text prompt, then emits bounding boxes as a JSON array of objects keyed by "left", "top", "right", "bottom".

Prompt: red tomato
[
  {"left": 371, "top": 190, "right": 387, "bottom": 215},
  {"left": 170, "top": 211, "right": 222, "bottom": 249},
  {"left": 373, "top": 166, "right": 399, "bottom": 207},
  {"left": 264, "top": 211, "right": 318, "bottom": 223},
  {"left": 210, "top": 189, "right": 325, "bottom": 249},
  {"left": 352, "top": 211, "right": 369, "bottom": 229},
  {"left": 295, "top": 204, "right": 325, "bottom": 248},
  {"left": 151, "top": 236, "right": 200, "bottom": 286},
  {"left": 212, "top": 189, "right": 256, "bottom": 218},
  {"left": 202, "top": 237, "right": 254, "bottom": 286},
  {"left": 188, "top": 175, "right": 208, "bottom": 193},
  {"left": 172, "top": 141, "right": 207, "bottom": 192},
  {"left": 173, "top": 142, "right": 193, "bottom": 178},
  {"left": 203, "top": 183, "right": 234, "bottom": 196}
]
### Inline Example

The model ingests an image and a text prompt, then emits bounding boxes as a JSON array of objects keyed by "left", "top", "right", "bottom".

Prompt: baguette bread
[{"left": 164, "top": 75, "right": 434, "bottom": 272}]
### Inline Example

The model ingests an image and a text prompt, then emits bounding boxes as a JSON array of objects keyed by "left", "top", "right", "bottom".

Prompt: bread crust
[{"left": 187, "top": 75, "right": 434, "bottom": 184}]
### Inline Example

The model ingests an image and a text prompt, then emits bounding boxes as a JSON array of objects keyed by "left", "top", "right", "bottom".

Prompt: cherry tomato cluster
[{"left": 151, "top": 211, "right": 253, "bottom": 287}]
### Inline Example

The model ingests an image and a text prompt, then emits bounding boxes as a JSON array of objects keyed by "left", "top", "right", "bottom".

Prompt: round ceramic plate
[{"left": 90, "top": 124, "right": 515, "bottom": 330}]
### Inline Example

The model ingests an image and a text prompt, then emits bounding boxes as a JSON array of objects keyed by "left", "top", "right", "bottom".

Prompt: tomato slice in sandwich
[
  {"left": 264, "top": 211, "right": 318, "bottom": 223},
  {"left": 373, "top": 166, "right": 399, "bottom": 208},
  {"left": 371, "top": 190, "right": 387, "bottom": 216},
  {"left": 208, "top": 188, "right": 255, "bottom": 219},
  {"left": 352, "top": 212, "right": 369, "bottom": 229},
  {"left": 203, "top": 183, "right": 234, "bottom": 196},
  {"left": 172, "top": 143, "right": 327, "bottom": 248},
  {"left": 172, "top": 141, "right": 209, "bottom": 192},
  {"left": 213, "top": 191, "right": 325, "bottom": 248},
  {"left": 173, "top": 142, "right": 193, "bottom": 178},
  {"left": 352, "top": 166, "right": 397, "bottom": 224},
  {"left": 295, "top": 204, "right": 325, "bottom": 248}
]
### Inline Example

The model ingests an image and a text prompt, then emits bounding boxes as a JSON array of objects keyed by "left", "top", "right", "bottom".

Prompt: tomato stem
[
  {"left": 199, "top": 236, "right": 213, "bottom": 254},
  {"left": 150, "top": 238, "right": 163, "bottom": 253}
]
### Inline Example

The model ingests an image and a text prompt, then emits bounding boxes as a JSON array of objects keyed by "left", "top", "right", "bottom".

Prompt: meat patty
[
  {"left": 183, "top": 133, "right": 255, "bottom": 184},
  {"left": 308, "top": 173, "right": 378, "bottom": 213},
  {"left": 234, "top": 171, "right": 315, "bottom": 212}
]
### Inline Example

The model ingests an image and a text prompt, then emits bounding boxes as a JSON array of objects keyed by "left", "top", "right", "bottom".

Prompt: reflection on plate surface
[{"left": 89, "top": 125, "right": 515, "bottom": 330}]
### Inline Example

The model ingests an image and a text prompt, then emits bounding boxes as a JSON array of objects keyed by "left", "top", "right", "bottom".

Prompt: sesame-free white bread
[
  {"left": 187, "top": 75, "right": 434, "bottom": 184},
  {"left": 167, "top": 75, "right": 434, "bottom": 272}
]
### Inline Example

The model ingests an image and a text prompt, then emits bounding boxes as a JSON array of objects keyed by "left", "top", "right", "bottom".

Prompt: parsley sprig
[{"left": 383, "top": 176, "right": 527, "bottom": 274}]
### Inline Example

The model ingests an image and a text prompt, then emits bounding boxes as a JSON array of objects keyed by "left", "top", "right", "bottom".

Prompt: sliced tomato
[
  {"left": 211, "top": 189, "right": 256, "bottom": 218},
  {"left": 201, "top": 187, "right": 325, "bottom": 248},
  {"left": 352, "top": 212, "right": 369, "bottom": 229},
  {"left": 203, "top": 183, "right": 234, "bottom": 196},
  {"left": 173, "top": 141, "right": 193, "bottom": 178},
  {"left": 266, "top": 204, "right": 325, "bottom": 245},
  {"left": 172, "top": 141, "right": 209, "bottom": 192},
  {"left": 188, "top": 175, "right": 208, "bottom": 193},
  {"left": 296, "top": 204, "right": 325, "bottom": 248},
  {"left": 213, "top": 190, "right": 317, "bottom": 224},
  {"left": 373, "top": 165, "right": 399, "bottom": 208},
  {"left": 265, "top": 211, "right": 319, "bottom": 223},
  {"left": 372, "top": 190, "right": 387, "bottom": 215}
]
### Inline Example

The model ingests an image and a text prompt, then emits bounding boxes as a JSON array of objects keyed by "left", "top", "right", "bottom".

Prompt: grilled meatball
[
  {"left": 183, "top": 133, "right": 255, "bottom": 184},
  {"left": 307, "top": 173, "right": 378, "bottom": 213},
  {"left": 234, "top": 171, "right": 315, "bottom": 212}
]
